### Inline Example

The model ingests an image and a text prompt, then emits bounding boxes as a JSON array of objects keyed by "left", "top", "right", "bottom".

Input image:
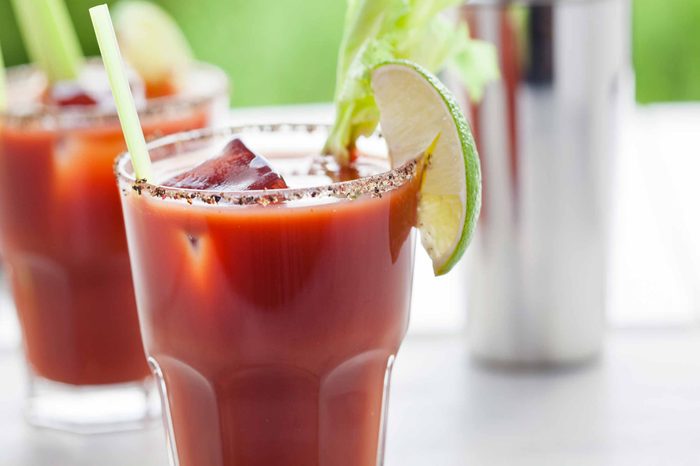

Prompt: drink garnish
[
  {"left": 323, "top": 0, "right": 499, "bottom": 166},
  {"left": 0, "top": 40, "right": 6, "bottom": 111},
  {"left": 10, "top": 0, "right": 84, "bottom": 83},
  {"left": 372, "top": 60, "right": 481, "bottom": 275},
  {"left": 10, "top": 0, "right": 173, "bottom": 106},
  {"left": 90, "top": 4, "right": 152, "bottom": 180},
  {"left": 112, "top": 1, "right": 194, "bottom": 98},
  {"left": 11, "top": 0, "right": 146, "bottom": 107},
  {"left": 164, "top": 139, "right": 288, "bottom": 191}
]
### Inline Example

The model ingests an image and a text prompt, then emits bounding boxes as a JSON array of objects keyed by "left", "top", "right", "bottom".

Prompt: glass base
[
  {"left": 0, "top": 304, "right": 20, "bottom": 352},
  {"left": 0, "top": 268, "right": 20, "bottom": 352},
  {"left": 149, "top": 353, "right": 399, "bottom": 466},
  {"left": 25, "top": 374, "right": 160, "bottom": 434}
]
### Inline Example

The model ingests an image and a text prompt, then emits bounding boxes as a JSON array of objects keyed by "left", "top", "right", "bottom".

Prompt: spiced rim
[
  {"left": 115, "top": 123, "right": 419, "bottom": 207},
  {"left": 0, "top": 59, "right": 228, "bottom": 128}
]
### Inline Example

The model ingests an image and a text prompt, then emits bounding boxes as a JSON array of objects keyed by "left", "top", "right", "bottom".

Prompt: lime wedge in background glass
[
  {"left": 372, "top": 60, "right": 482, "bottom": 276},
  {"left": 112, "top": 0, "right": 192, "bottom": 94}
]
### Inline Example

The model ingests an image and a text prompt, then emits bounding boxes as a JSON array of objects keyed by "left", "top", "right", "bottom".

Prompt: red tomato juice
[
  {"left": 0, "top": 64, "right": 226, "bottom": 387},
  {"left": 118, "top": 128, "right": 420, "bottom": 466}
]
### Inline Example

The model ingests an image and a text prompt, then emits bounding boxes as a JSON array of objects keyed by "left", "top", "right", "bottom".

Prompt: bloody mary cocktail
[
  {"left": 117, "top": 124, "right": 419, "bottom": 466},
  {"left": 0, "top": 61, "right": 227, "bottom": 433}
]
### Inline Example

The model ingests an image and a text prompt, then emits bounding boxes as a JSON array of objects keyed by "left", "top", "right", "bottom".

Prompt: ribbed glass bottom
[
  {"left": 151, "top": 354, "right": 398, "bottom": 466},
  {"left": 25, "top": 372, "right": 159, "bottom": 434}
]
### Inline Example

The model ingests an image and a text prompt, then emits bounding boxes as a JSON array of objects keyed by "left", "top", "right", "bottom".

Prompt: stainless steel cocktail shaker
[{"left": 459, "top": 0, "right": 627, "bottom": 366}]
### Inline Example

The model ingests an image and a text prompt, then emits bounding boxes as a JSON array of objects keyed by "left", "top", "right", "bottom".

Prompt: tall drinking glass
[
  {"left": 0, "top": 61, "right": 228, "bottom": 433},
  {"left": 116, "top": 124, "right": 418, "bottom": 466}
]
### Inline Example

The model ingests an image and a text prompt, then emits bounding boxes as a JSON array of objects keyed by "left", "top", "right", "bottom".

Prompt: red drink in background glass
[
  {"left": 116, "top": 124, "right": 419, "bottom": 466},
  {"left": 0, "top": 61, "right": 228, "bottom": 433}
]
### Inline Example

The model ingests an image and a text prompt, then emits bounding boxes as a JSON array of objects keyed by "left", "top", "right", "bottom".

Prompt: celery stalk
[
  {"left": 11, "top": 0, "right": 83, "bottom": 83},
  {"left": 324, "top": 0, "right": 500, "bottom": 165},
  {"left": 11, "top": 0, "right": 50, "bottom": 75},
  {"left": 0, "top": 41, "right": 6, "bottom": 111}
]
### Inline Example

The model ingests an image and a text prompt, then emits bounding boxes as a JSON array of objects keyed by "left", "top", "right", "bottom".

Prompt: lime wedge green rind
[
  {"left": 425, "top": 63, "right": 481, "bottom": 275},
  {"left": 372, "top": 59, "right": 481, "bottom": 276}
]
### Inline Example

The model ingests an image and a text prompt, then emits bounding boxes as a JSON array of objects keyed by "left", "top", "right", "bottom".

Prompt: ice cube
[
  {"left": 50, "top": 81, "right": 99, "bottom": 106},
  {"left": 48, "top": 64, "right": 146, "bottom": 108},
  {"left": 164, "top": 139, "right": 288, "bottom": 191}
]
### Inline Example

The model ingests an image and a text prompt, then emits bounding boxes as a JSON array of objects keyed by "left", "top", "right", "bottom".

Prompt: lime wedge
[
  {"left": 371, "top": 60, "right": 481, "bottom": 275},
  {"left": 112, "top": 1, "right": 192, "bottom": 92}
]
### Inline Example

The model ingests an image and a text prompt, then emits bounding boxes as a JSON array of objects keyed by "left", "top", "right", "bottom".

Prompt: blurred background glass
[
  {"left": 0, "top": 0, "right": 346, "bottom": 106},
  {"left": 1, "top": 0, "right": 698, "bottom": 106}
]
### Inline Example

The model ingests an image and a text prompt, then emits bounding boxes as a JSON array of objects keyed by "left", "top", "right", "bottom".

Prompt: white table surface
[{"left": 3, "top": 329, "right": 700, "bottom": 466}]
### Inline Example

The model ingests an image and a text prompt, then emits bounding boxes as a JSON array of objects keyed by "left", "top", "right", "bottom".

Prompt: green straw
[
  {"left": 11, "top": 0, "right": 83, "bottom": 82},
  {"left": 0, "top": 41, "right": 6, "bottom": 111},
  {"left": 90, "top": 4, "right": 152, "bottom": 180}
]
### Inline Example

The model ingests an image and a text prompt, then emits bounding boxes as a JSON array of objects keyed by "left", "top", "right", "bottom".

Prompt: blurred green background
[
  {"left": 633, "top": 0, "right": 700, "bottom": 103},
  {"left": 0, "top": 0, "right": 346, "bottom": 107},
  {"left": 0, "top": 0, "right": 698, "bottom": 106}
]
